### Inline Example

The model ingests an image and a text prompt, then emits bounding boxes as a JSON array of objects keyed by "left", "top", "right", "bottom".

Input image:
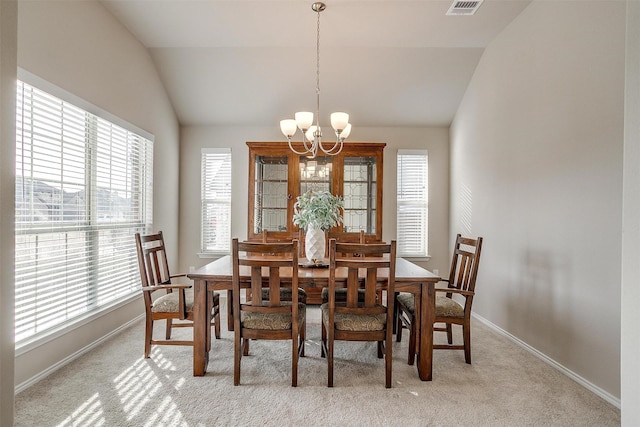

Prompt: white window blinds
[
  {"left": 201, "top": 148, "right": 232, "bottom": 254},
  {"left": 15, "top": 80, "right": 153, "bottom": 344},
  {"left": 397, "top": 150, "right": 429, "bottom": 257}
]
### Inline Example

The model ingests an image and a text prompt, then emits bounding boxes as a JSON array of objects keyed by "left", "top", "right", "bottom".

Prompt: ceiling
[{"left": 100, "top": 0, "right": 532, "bottom": 128}]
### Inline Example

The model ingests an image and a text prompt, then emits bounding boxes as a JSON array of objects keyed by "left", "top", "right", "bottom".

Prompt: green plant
[{"left": 293, "top": 190, "right": 344, "bottom": 231}]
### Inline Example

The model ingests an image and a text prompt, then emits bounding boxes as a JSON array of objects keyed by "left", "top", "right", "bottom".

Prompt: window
[
  {"left": 201, "top": 148, "right": 232, "bottom": 254},
  {"left": 397, "top": 150, "right": 428, "bottom": 257},
  {"left": 15, "top": 80, "right": 153, "bottom": 344}
]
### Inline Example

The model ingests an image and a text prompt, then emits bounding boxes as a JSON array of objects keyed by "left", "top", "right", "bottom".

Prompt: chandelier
[{"left": 279, "top": 2, "right": 351, "bottom": 159}]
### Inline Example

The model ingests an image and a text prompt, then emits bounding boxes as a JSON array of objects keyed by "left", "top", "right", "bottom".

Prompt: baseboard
[
  {"left": 472, "top": 312, "right": 620, "bottom": 409},
  {"left": 14, "top": 314, "right": 144, "bottom": 394}
]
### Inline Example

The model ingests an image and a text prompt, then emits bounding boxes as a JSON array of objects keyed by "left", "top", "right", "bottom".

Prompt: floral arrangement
[{"left": 293, "top": 190, "right": 344, "bottom": 231}]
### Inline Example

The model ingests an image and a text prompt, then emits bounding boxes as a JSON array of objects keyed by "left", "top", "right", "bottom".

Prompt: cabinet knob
[{"left": 287, "top": 194, "right": 292, "bottom": 200}]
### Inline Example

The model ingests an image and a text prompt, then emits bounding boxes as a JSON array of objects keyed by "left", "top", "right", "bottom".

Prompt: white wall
[
  {"left": 621, "top": 0, "right": 640, "bottom": 423},
  {"left": 0, "top": 1, "right": 17, "bottom": 424},
  {"left": 450, "top": 0, "right": 625, "bottom": 400},
  {"left": 15, "top": 1, "right": 180, "bottom": 387},
  {"left": 178, "top": 126, "right": 450, "bottom": 274}
]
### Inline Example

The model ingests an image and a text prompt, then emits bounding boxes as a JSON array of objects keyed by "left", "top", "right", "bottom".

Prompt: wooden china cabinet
[
  {"left": 247, "top": 141, "right": 385, "bottom": 303},
  {"left": 247, "top": 141, "right": 385, "bottom": 241}
]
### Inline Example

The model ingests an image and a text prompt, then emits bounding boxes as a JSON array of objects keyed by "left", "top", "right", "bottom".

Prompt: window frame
[
  {"left": 200, "top": 148, "right": 232, "bottom": 256},
  {"left": 396, "top": 149, "right": 429, "bottom": 259},
  {"left": 14, "top": 71, "right": 154, "bottom": 349}
]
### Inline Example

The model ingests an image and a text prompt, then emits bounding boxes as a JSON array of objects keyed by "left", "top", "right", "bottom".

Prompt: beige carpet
[{"left": 14, "top": 302, "right": 620, "bottom": 426}]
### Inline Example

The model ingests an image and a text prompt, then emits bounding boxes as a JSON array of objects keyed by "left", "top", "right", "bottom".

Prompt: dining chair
[
  {"left": 395, "top": 234, "right": 483, "bottom": 364},
  {"left": 321, "top": 238, "right": 396, "bottom": 388},
  {"left": 320, "top": 230, "right": 379, "bottom": 304},
  {"left": 232, "top": 238, "right": 306, "bottom": 386},
  {"left": 135, "top": 231, "right": 220, "bottom": 359},
  {"left": 257, "top": 230, "right": 307, "bottom": 356}
]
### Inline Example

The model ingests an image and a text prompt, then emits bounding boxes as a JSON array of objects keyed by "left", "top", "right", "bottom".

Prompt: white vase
[{"left": 305, "top": 224, "right": 326, "bottom": 264}]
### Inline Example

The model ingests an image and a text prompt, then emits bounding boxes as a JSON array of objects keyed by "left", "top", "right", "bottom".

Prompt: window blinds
[
  {"left": 396, "top": 150, "right": 429, "bottom": 257},
  {"left": 201, "top": 148, "right": 232, "bottom": 254},
  {"left": 15, "top": 81, "right": 153, "bottom": 344}
]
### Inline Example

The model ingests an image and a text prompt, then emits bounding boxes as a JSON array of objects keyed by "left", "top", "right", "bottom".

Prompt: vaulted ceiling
[{"left": 100, "top": 0, "right": 532, "bottom": 128}]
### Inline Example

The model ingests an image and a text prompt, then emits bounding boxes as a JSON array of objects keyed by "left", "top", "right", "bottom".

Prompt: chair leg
[
  {"left": 243, "top": 339, "right": 250, "bottom": 356},
  {"left": 321, "top": 319, "right": 327, "bottom": 358},
  {"left": 234, "top": 331, "right": 242, "bottom": 386},
  {"left": 214, "top": 309, "right": 221, "bottom": 339},
  {"left": 407, "top": 315, "right": 416, "bottom": 366},
  {"left": 463, "top": 321, "right": 471, "bottom": 364},
  {"left": 396, "top": 312, "right": 403, "bottom": 342},
  {"left": 144, "top": 317, "right": 153, "bottom": 358},
  {"left": 206, "top": 312, "right": 212, "bottom": 352},
  {"left": 300, "top": 318, "right": 306, "bottom": 357},
  {"left": 385, "top": 331, "right": 393, "bottom": 388},
  {"left": 377, "top": 341, "right": 383, "bottom": 359},
  {"left": 292, "top": 331, "right": 299, "bottom": 387},
  {"left": 446, "top": 323, "right": 453, "bottom": 345},
  {"left": 327, "top": 332, "right": 334, "bottom": 387},
  {"left": 165, "top": 318, "right": 173, "bottom": 340},
  {"left": 392, "top": 292, "right": 399, "bottom": 334}
]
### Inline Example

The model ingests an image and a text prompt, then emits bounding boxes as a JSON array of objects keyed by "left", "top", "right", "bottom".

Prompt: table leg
[
  {"left": 417, "top": 281, "right": 435, "bottom": 381},
  {"left": 227, "top": 290, "right": 234, "bottom": 331},
  {"left": 193, "top": 278, "right": 209, "bottom": 376}
]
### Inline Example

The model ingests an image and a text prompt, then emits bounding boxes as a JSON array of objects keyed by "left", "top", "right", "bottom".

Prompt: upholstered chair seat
[
  {"left": 152, "top": 289, "right": 220, "bottom": 313},
  {"left": 434, "top": 295, "right": 464, "bottom": 318},
  {"left": 242, "top": 303, "right": 306, "bottom": 330},
  {"left": 320, "top": 303, "right": 386, "bottom": 331},
  {"left": 396, "top": 293, "right": 465, "bottom": 320}
]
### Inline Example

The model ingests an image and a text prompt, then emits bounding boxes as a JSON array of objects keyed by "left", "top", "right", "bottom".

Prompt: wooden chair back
[
  {"left": 327, "top": 229, "right": 365, "bottom": 243},
  {"left": 328, "top": 239, "right": 395, "bottom": 314},
  {"left": 136, "top": 231, "right": 181, "bottom": 317},
  {"left": 233, "top": 239, "right": 299, "bottom": 309},
  {"left": 262, "top": 229, "right": 293, "bottom": 243},
  {"left": 446, "top": 234, "right": 483, "bottom": 295},
  {"left": 326, "top": 230, "right": 365, "bottom": 257},
  {"left": 136, "top": 231, "right": 173, "bottom": 288}
]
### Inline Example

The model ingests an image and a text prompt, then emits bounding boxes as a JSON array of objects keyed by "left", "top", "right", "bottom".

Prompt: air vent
[{"left": 446, "top": 0, "right": 484, "bottom": 15}]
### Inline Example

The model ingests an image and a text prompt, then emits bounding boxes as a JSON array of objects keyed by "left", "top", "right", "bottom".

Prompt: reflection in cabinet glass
[{"left": 300, "top": 156, "right": 333, "bottom": 194}]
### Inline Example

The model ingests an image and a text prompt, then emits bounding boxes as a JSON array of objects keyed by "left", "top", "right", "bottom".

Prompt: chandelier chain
[{"left": 316, "top": 7, "right": 321, "bottom": 128}]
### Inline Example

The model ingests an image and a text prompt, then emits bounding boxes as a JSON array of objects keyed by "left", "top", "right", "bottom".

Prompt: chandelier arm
[
  {"left": 288, "top": 138, "right": 316, "bottom": 157},
  {"left": 302, "top": 132, "right": 318, "bottom": 154},
  {"left": 319, "top": 139, "right": 343, "bottom": 155}
]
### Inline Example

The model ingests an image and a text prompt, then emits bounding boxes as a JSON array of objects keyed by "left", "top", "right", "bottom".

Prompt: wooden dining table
[{"left": 188, "top": 255, "right": 441, "bottom": 381}]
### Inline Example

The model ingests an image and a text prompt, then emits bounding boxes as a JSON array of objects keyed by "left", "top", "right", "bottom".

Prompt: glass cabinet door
[
  {"left": 253, "top": 155, "right": 288, "bottom": 233},
  {"left": 343, "top": 156, "right": 377, "bottom": 234}
]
